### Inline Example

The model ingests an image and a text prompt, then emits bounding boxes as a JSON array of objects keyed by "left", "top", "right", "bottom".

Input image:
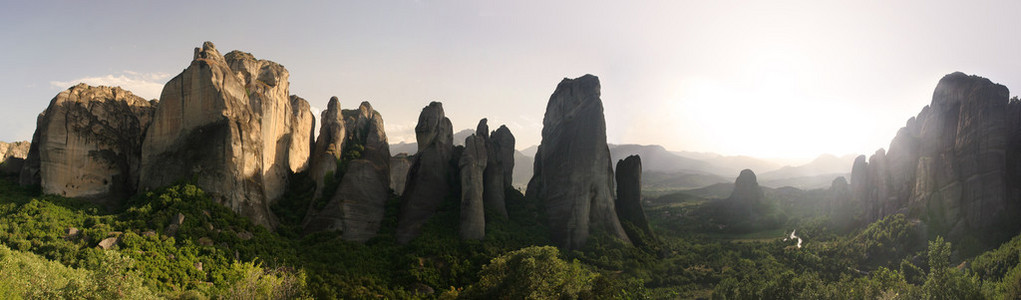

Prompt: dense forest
[{"left": 1, "top": 171, "right": 1020, "bottom": 299}]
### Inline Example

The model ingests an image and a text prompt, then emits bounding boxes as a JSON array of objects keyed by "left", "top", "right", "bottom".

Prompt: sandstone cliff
[
  {"left": 0, "top": 141, "right": 30, "bottom": 175},
  {"left": 850, "top": 72, "right": 1021, "bottom": 246},
  {"left": 526, "top": 74, "right": 630, "bottom": 249},
  {"left": 19, "top": 84, "right": 154, "bottom": 205},
  {"left": 615, "top": 155, "right": 658, "bottom": 248},
  {"left": 304, "top": 101, "right": 391, "bottom": 242},
  {"left": 459, "top": 134, "right": 487, "bottom": 240},
  {"left": 396, "top": 102, "right": 454, "bottom": 244},
  {"left": 139, "top": 42, "right": 313, "bottom": 228}
]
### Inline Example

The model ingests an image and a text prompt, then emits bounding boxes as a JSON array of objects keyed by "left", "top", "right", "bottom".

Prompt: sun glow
[{"left": 672, "top": 48, "right": 867, "bottom": 159}]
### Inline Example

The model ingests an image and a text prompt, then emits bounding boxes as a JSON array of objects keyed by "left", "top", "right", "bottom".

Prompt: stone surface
[
  {"left": 390, "top": 153, "right": 412, "bottom": 196},
  {"left": 309, "top": 97, "right": 346, "bottom": 199},
  {"left": 849, "top": 72, "right": 1021, "bottom": 246},
  {"left": 288, "top": 95, "right": 316, "bottom": 173},
  {"left": 304, "top": 101, "right": 391, "bottom": 242},
  {"left": 459, "top": 134, "right": 487, "bottom": 240},
  {"left": 98, "top": 236, "right": 120, "bottom": 250},
  {"left": 483, "top": 121, "right": 515, "bottom": 218},
  {"left": 140, "top": 42, "right": 313, "bottom": 228},
  {"left": 525, "top": 74, "right": 630, "bottom": 249},
  {"left": 19, "top": 84, "right": 154, "bottom": 205},
  {"left": 0, "top": 141, "right": 30, "bottom": 175},
  {"left": 396, "top": 102, "right": 455, "bottom": 244},
  {"left": 614, "top": 155, "right": 657, "bottom": 247},
  {"left": 728, "top": 169, "right": 764, "bottom": 204}
]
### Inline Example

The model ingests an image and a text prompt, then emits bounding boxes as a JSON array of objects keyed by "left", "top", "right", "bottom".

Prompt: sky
[{"left": 1, "top": 1, "right": 1019, "bottom": 161}]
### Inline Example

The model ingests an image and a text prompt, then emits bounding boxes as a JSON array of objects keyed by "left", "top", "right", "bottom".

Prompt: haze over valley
[{"left": 2, "top": 1, "right": 1021, "bottom": 299}]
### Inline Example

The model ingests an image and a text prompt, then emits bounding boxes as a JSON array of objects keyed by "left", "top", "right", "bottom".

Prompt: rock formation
[
  {"left": 396, "top": 102, "right": 455, "bottom": 244},
  {"left": 288, "top": 95, "right": 316, "bottom": 173},
  {"left": 482, "top": 120, "right": 515, "bottom": 218},
  {"left": 614, "top": 155, "right": 657, "bottom": 248},
  {"left": 390, "top": 154, "right": 412, "bottom": 196},
  {"left": 309, "top": 97, "right": 346, "bottom": 199},
  {"left": 459, "top": 134, "right": 487, "bottom": 240},
  {"left": 0, "top": 141, "right": 30, "bottom": 175},
  {"left": 19, "top": 84, "right": 154, "bottom": 205},
  {"left": 728, "top": 169, "right": 764, "bottom": 204},
  {"left": 849, "top": 72, "right": 1021, "bottom": 247},
  {"left": 526, "top": 74, "right": 630, "bottom": 249},
  {"left": 140, "top": 42, "right": 313, "bottom": 228},
  {"left": 303, "top": 101, "right": 391, "bottom": 242},
  {"left": 826, "top": 176, "right": 856, "bottom": 230}
]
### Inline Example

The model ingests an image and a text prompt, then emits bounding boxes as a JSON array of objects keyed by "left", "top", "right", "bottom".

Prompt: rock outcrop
[
  {"left": 396, "top": 102, "right": 454, "bottom": 244},
  {"left": 526, "top": 74, "right": 630, "bottom": 249},
  {"left": 390, "top": 154, "right": 412, "bottom": 196},
  {"left": 728, "top": 169, "right": 764, "bottom": 204},
  {"left": 288, "top": 95, "right": 316, "bottom": 173},
  {"left": 482, "top": 120, "right": 515, "bottom": 218},
  {"left": 826, "top": 176, "right": 856, "bottom": 229},
  {"left": 614, "top": 155, "right": 657, "bottom": 248},
  {"left": 304, "top": 101, "right": 391, "bottom": 242},
  {"left": 19, "top": 84, "right": 154, "bottom": 205},
  {"left": 850, "top": 72, "right": 1021, "bottom": 247},
  {"left": 140, "top": 42, "right": 313, "bottom": 228},
  {"left": 309, "top": 97, "right": 346, "bottom": 199},
  {"left": 459, "top": 134, "right": 487, "bottom": 240},
  {"left": 0, "top": 141, "right": 30, "bottom": 175}
]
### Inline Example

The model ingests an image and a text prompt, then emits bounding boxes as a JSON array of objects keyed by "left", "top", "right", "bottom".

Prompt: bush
[{"left": 464, "top": 246, "right": 595, "bottom": 299}]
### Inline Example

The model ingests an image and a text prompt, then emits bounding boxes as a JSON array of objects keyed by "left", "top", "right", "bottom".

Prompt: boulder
[
  {"left": 525, "top": 74, "right": 630, "bottom": 249},
  {"left": 459, "top": 134, "right": 487, "bottom": 240},
  {"left": 614, "top": 155, "right": 657, "bottom": 247},
  {"left": 390, "top": 153, "right": 412, "bottom": 196},
  {"left": 0, "top": 141, "right": 30, "bottom": 175},
  {"left": 19, "top": 84, "right": 154, "bottom": 205},
  {"left": 396, "top": 102, "right": 454, "bottom": 244}
]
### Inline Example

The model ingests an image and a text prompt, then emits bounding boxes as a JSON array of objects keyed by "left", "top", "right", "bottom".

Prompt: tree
[{"left": 464, "top": 246, "right": 595, "bottom": 299}]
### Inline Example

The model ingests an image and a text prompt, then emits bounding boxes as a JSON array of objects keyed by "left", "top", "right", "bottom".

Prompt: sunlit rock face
[
  {"left": 526, "top": 74, "right": 630, "bottom": 249},
  {"left": 396, "top": 102, "right": 454, "bottom": 244},
  {"left": 140, "top": 42, "right": 314, "bottom": 228},
  {"left": 389, "top": 153, "right": 412, "bottom": 196},
  {"left": 19, "top": 84, "right": 154, "bottom": 206},
  {"left": 309, "top": 97, "right": 346, "bottom": 199},
  {"left": 304, "top": 101, "right": 391, "bottom": 242},
  {"left": 0, "top": 141, "right": 30, "bottom": 175},
  {"left": 850, "top": 72, "right": 1021, "bottom": 246}
]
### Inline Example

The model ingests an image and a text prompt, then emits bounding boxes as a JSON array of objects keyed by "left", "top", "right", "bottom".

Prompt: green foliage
[
  {"left": 0, "top": 243, "right": 157, "bottom": 299},
  {"left": 922, "top": 236, "right": 982, "bottom": 300},
  {"left": 464, "top": 246, "right": 595, "bottom": 299}
]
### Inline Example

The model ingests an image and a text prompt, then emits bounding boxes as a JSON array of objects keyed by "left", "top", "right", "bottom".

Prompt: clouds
[{"left": 50, "top": 71, "right": 171, "bottom": 100}]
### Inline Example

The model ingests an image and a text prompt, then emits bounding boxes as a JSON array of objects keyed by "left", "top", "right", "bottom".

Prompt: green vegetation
[{"left": 3, "top": 173, "right": 1021, "bottom": 299}]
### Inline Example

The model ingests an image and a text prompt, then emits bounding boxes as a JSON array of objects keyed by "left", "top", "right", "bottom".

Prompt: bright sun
[{"left": 672, "top": 48, "right": 867, "bottom": 159}]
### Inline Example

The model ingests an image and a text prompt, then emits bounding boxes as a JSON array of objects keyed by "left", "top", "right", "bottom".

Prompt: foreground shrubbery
[{"left": 4, "top": 175, "right": 1021, "bottom": 299}]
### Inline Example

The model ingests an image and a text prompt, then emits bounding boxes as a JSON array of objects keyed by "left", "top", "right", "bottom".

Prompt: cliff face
[
  {"left": 19, "top": 84, "right": 154, "bottom": 205},
  {"left": 139, "top": 42, "right": 314, "bottom": 228},
  {"left": 396, "top": 102, "right": 455, "bottom": 244},
  {"left": 303, "top": 101, "right": 391, "bottom": 242},
  {"left": 526, "top": 74, "right": 630, "bottom": 249},
  {"left": 851, "top": 72, "right": 1021, "bottom": 245}
]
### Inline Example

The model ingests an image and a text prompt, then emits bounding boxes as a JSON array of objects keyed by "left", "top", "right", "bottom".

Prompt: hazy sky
[{"left": 2, "top": 1, "right": 1019, "bottom": 160}]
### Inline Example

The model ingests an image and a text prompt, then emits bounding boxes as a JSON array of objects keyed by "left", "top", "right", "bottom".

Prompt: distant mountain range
[{"left": 391, "top": 140, "right": 855, "bottom": 191}]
